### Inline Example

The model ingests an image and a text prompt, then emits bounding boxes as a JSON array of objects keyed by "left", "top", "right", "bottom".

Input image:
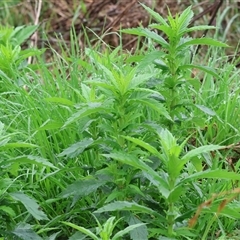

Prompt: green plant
[
  {"left": 0, "top": 121, "right": 55, "bottom": 239},
  {"left": 1, "top": 2, "right": 240, "bottom": 239},
  {"left": 122, "top": 4, "right": 229, "bottom": 128},
  {"left": 63, "top": 215, "right": 145, "bottom": 240},
  {"left": 50, "top": 4, "right": 240, "bottom": 239},
  {"left": 0, "top": 25, "right": 44, "bottom": 93}
]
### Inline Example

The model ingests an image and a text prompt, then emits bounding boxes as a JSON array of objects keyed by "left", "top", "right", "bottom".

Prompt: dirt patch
[
  {"left": 42, "top": 0, "right": 190, "bottom": 50},
  {"left": 4, "top": 1, "right": 240, "bottom": 54}
]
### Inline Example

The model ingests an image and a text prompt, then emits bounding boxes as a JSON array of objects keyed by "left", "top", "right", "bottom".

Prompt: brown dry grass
[{"left": 1, "top": 1, "right": 240, "bottom": 55}]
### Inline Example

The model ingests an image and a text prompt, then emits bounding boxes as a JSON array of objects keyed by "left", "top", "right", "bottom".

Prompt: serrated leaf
[
  {"left": 137, "top": 51, "right": 166, "bottom": 70},
  {"left": 103, "top": 152, "right": 170, "bottom": 198},
  {"left": 13, "top": 223, "right": 43, "bottom": 240},
  {"left": 186, "top": 25, "right": 216, "bottom": 32},
  {"left": 129, "top": 98, "right": 171, "bottom": 121},
  {"left": 177, "top": 6, "right": 194, "bottom": 34},
  {"left": 130, "top": 73, "right": 155, "bottom": 89},
  {"left": 94, "top": 201, "right": 155, "bottom": 214},
  {"left": 112, "top": 223, "right": 146, "bottom": 240},
  {"left": 182, "top": 169, "right": 240, "bottom": 184},
  {"left": 60, "top": 177, "right": 106, "bottom": 198},
  {"left": 140, "top": 3, "right": 168, "bottom": 26},
  {"left": 105, "top": 191, "right": 124, "bottom": 203},
  {"left": 58, "top": 138, "right": 94, "bottom": 158},
  {"left": 179, "top": 64, "right": 220, "bottom": 79},
  {"left": 47, "top": 231, "right": 61, "bottom": 240},
  {"left": 87, "top": 81, "right": 117, "bottom": 93},
  {"left": 195, "top": 104, "right": 216, "bottom": 116},
  {"left": 10, "top": 192, "right": 48, "bottom": 220},
  {"left": 121, "top": 28, "right": 169, "bottom": 48},
  {"left": 8, "top": 155, "right": 57, "bottom": 169},
  {"left": 69, "top": 231, "right": 87, "bottom": 240},
  {"left": 128, "top": 215, "right": 148, "bottom": 240},
  {"left": 63, "top": 102, "right": 104, "bottom": 127},
  {"left": 11, "top": 25, "right": 39, "bottom": 46},
  {"left": 177, "top": 38, "right": 229, "bottom": 50},
  {"left": 98, "top": 63, "right": 118, "bottom": 87}
]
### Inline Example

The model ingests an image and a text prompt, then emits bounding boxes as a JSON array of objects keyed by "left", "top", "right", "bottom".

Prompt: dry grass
[{"left": 1, "top": 1, "right": 240, "bottom": 55}]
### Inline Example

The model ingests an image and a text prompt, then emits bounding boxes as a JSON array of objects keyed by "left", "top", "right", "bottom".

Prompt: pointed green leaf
[
  {"left": 140, "top": 3, "right": 168, "bottom": 26},
  {"left": 8, "top": 155, "right": 57, "bottom": 169},
  {"left": 168, "top": 185, "right": 185, "bottom": 203},
  {"left": 87, "top": 81, "right": 117, "bottom": 93},
  {"left": 195, "top": 104, "right": 216, "bottom": 116},
  {"left": 94, "top": 201, "right": 154, "bottom": 214},
  {"left": 81, "top": 83, "right": 91, "bottom": 101},
  {"left": 48, "top": 231, "right": 61, "bottom": 240},
  {"left": 98, "top": 63, "right": 118, "bottom": 88},
  {"left": 17, "top": 48, "right": 45, "bottom": 61},
  {"left": 181, "top": 145, "right": 223, "bottom": 162},
  {"left": 69, "top": 231, "right": 87, "bottom": 240},
  {"left": 11, "top": 25, "right": 39, "bottom": 46},
  {"left": 179, "top": 64, "right": 220, "bottom": 79},
  {"left": 60, "top": 177, "right": 106, "bottom": 198},
  {"left": 112, "top": 223, "right": 146, "bottom": 240},
  {"left": 10, "top": 192, "right": 48, "bottom": 220},
  {"left": 101, "top": 216, "right": 118, "bottom": 237},
  {"left": 130, "top": 73, "right": 155, "bottom": 89},
  {"left": 127, "top": 215, "right": 148, "bottom": 240},
  {"left": 0, "top": 142, "right": 38, "bottom": 149},
  {"left": 0, "top": 205, "right": 16, "bottom": 217},
  {"left": 13, "top": 223, "right": 43, "bottom": 240},
  {"left": 63, "top": 102, "right": 105, "bottom": 127},
  {"left": 58, "top": 138, "right": 94, "bottom": 158},
  {"left": 177, "top": 6, "right": 194, "bottom": 34},
  {"left": 45, "top": 97, "right": 74, "bottom": 106},
  {"left": 38, "top": 121, "right": 63, "bottom": 130},
  {"left": 186, "top": 25, "right": 216, "bottom": 32},
  {"left": 130, "top": 98, "right": 171, "bottom": 121},
  {"left": 62, "top": 222, "right": 99, "bottom": 240},
  {"left": 121, "top": 28, "right": 169, "bottom": 48},
  {"left": 103, "top": 152, "right": 170, "bottom": 198},
  {"left": 182, "top": 169, "right": 240, "bottom": 184},
  {"left": 149, "top": 24, "right": 173, "bottom": 38},
  {"left": 177, "top": 38, "right": 229, "bottom": 50},
  {"left": 137, "top": 50, "right": 166, "bottom": 70},
  {"left": 103, "top": 152, "right": 151, "bottom": 173},
  {"left": 122, "top": 135, "right": 160, "bottom": 157}
]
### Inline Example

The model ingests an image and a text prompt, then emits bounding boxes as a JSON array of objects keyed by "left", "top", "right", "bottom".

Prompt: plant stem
[{"left": 202, "top": 214, "right": 217, "bottom": 240}]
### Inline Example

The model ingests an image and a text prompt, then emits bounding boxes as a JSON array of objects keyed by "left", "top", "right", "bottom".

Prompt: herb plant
[{"left": 1, "top": 3, "right": 240, "bottom": 240}]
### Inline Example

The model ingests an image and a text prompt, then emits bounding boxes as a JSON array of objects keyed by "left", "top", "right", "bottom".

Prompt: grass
[{"left": 1, "top": 3, "right": 240, "bottom": 240}]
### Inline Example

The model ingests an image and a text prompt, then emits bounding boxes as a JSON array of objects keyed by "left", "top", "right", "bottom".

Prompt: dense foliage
[{"left": 1, "top": 4, "right": 240, "bottom": 240}]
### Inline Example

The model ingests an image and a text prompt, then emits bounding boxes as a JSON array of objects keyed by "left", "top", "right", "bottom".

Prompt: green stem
[
  {"left": 202, "top": 214, "right": 217, "bottom": 240},
  {"left": 167, "top": 202, "right": 175, "bottom": 236},
  {"left": 167, "top": 177, "right": 176, "bottom": 237}
]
